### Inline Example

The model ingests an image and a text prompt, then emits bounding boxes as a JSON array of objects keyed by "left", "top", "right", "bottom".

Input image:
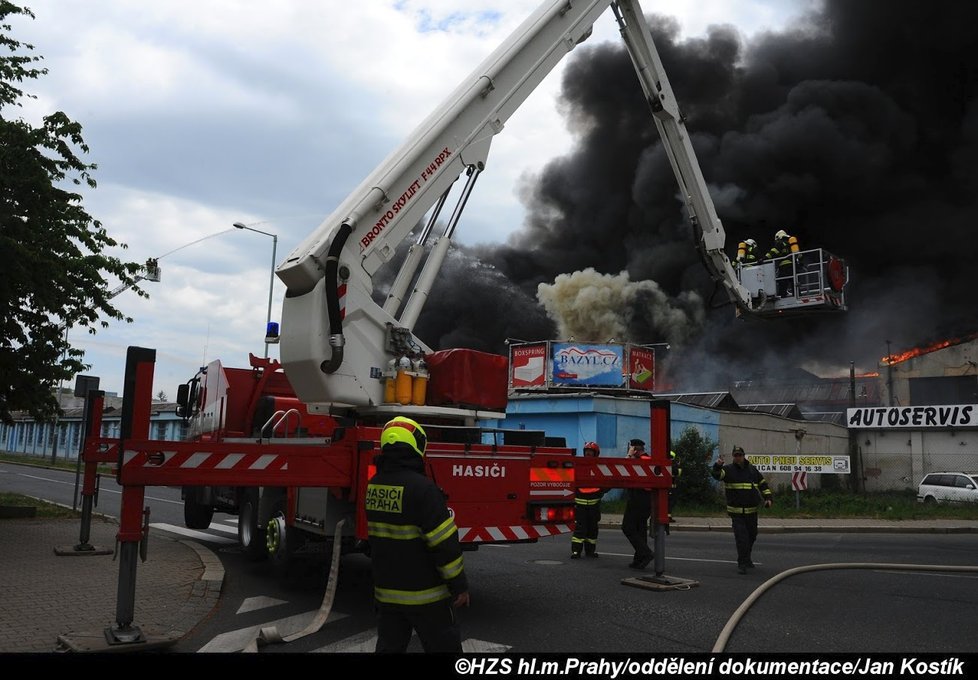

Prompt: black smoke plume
[{"left": 417, "top": 0, "right": 978, "bottom": 389}]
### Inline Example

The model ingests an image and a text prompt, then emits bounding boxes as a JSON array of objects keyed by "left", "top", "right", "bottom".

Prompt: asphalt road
[{"left": 3, "top": 461, "right": 977, "bottom": 654}]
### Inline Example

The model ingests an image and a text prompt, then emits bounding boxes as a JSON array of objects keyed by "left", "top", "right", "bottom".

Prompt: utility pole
[{"left": 849, "top": 361, "right": 863, "bottom": 493}]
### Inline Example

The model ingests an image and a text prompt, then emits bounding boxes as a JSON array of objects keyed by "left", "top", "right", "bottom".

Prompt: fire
[{"left": 881, "top": 332, "right": 978, "bottom": 366}]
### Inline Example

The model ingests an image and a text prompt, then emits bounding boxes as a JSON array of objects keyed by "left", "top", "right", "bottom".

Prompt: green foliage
[
  {"left": 0, "top": 492, "right": 79, "bottom": 518},
  {"left": 672, "top": 426, "right": 719, "bottom": 505},
  {"left": 0, "top": 2, "right": 143, "bottom": 423}
]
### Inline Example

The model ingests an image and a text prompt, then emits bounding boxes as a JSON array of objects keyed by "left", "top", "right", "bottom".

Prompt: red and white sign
[
  {"left": 791, "top": 470, "right": 808, "bottom": 491},
  {"left": 510, "top": 343, "right": 547, "bottom": 388}
]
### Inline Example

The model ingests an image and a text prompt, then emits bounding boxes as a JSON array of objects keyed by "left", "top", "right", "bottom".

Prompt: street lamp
[{"left": 233, "top": 221, "right": 279, "bottom": 358}]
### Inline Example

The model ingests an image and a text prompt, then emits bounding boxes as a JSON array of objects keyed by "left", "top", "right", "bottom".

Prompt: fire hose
[
  {"left": 243, "top": 518, "right": 346, "bottom": 652},
  {"left": 713, "top": 562, "right": 978, "bottom": 652}
]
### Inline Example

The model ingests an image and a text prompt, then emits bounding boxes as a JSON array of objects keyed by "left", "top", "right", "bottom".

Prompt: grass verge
[{"left": 0, "top": 492, "right": 80, "bottom": 519}]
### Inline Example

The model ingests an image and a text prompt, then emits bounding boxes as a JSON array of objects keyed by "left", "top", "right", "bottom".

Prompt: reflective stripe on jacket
[
  {"left": 366, "top": 445, "right": 468, "bottom": 607},
  {"left": 711, "top": 460, "right": 772, "bottom": 515}
]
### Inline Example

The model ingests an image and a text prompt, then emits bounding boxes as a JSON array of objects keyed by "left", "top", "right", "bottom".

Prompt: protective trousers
[
  {"left": 730, "top": 512, "right": 759, "bottom": 567},
  {"left": 571, "top": 498, "right": 601, "bottom": 556},
  {"left": 621, "top": 495, "right": 653, "bottom": 563},
  {"left": 375, "top": 601, "right": 462, "bottom": 653}
]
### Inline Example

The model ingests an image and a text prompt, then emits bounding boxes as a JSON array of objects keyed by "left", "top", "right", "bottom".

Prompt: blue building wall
[
  {"left": 482, "top": 394, "right": 721, "bottom": 501},
  {"left": 485, "top": 394, "right": 719, "bottom": 457}
]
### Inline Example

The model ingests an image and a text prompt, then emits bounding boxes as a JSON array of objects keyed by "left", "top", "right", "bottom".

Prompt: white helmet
[
  {"left": 774, "top": 229, "right": 788, "bottom": 240},
  {"left": 745, "top": 239, "right": 756, "bottom": 248}
]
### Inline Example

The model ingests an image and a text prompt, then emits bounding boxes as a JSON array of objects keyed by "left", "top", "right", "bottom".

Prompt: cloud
[{"left": 10, "top": 1, "right": 810, "bottom": 395}]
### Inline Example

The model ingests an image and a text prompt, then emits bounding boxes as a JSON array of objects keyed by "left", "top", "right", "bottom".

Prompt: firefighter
[
  {"left": 735, "top": 238, "right": 758, "bottom": 265},
  {"left": 764, "top": 229, "right": 800, "bottom": 297},
  {"left": 711, "top": 445, "right": 773, "bottom": 574},
  {"left": 366, "top": 416, "right": 470, "bottom": 652},
  {"left": 571, "top": 441, "right": 603, "bottom": 559},
  {"left": 621, "top": 438, "right": 654, "bottom": 570}
]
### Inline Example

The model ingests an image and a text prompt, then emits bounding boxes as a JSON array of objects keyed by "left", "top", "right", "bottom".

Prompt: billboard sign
[{"left": 550, "top": 343, "right": 624, "bottom": 388}]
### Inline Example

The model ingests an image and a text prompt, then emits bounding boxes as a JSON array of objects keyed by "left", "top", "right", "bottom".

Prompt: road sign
[{"left": 791, "top": 470, "right": 808, "bottom": 491}]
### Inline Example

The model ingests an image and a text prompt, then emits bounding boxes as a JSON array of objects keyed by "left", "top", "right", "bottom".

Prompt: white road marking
[
  {"left": 149, "top": 522, "right": 236, "bottom": 544},
  {"left": 197, "top": 610, "right": 348, "bottom": 652},
  {"left": 311, "top": 631, "right": 510, "bottom": 653},
  {"left": 236, "top": 596, "right": 289, "bottom": 615}
]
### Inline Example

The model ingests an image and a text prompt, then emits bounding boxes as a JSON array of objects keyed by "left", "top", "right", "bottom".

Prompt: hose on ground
[{"left": 713, "top": 562, "right": 978, "bottom": 653}]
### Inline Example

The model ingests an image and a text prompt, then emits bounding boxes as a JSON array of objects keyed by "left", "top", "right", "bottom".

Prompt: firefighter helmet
[
  {"left": 744, "top": 238, "right": 756, "bottom": 248},
  {"left": 774, "top": 229, "right": 788, "bottom": 241},
  {"left": 583, "top": 441, "right": 600, "bottom": 456},
  {"left": 381, "top": 416, "right": 428, "bottom": 457}
]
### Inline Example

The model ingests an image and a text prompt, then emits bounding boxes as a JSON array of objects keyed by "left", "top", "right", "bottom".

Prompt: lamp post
[{"left": 233, "top": 222, "right": 278, "bottom": 358}]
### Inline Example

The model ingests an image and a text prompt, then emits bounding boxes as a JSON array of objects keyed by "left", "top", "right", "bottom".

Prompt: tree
[
  {"left": 0, "top": 2, "right": 143, "bottom": 424},
  {"left": 673, "top": 426, "right": 720, "bottom": 506}
]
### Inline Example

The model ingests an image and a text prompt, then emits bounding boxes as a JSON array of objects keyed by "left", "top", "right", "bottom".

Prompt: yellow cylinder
[
  {"left": 383, "top": 358, "right": 397, "bottom": 403},
  {"left": 410, "top": 358, "right": 428, "bottom": 406},
  {"left": 788, "top": 235, "right": 800, "bottom": 253},
  {"left": 411, "top": 375, "right": 427, "bottom": 406},
  {"left": 395, "top": 356, "right": 413, "bottom": 405}
]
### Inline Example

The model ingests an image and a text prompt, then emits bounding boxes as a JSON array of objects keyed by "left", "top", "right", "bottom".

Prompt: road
[{"left": 3, "top": 461, "right": 977, "bottom": 654}]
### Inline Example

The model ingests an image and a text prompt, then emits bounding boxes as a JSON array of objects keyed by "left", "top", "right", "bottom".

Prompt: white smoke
[{"left": 536, "top": 268, "right": 705, "bottom": 346}]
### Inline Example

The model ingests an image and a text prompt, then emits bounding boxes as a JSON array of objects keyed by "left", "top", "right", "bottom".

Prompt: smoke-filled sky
[
  {"left": 13, "top": 0, "right": 977, "bottom": 396},
  {"left": 417, "top": 0, "right": 978, "bottom": 390},
  {"left": 12, "top": 0, "right": 807, "bottom": 396}
]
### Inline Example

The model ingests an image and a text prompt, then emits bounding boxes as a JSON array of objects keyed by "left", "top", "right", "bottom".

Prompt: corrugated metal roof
[
  {"left": 740, "top": 403, "right": 805, "bottom": 420},
  {"left": 653, "top": 392, "right": 740, "bottom": 410}
]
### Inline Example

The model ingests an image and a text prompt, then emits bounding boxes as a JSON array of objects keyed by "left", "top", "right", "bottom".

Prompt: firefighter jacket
[
  {"left": 764, "top": 235, "right": 800, "bottom": 270},
  {"left": 670, "top": 451, "right": 682, "bottom": 490},
  {"left": 575, "top": 485, "right": 604, "bottom": 506},
  {"left": 711, "top": 459, "right": 773, "bottom": 515},
  {"left": 366, "top": 444, "right": 468, "bottom": 607}
]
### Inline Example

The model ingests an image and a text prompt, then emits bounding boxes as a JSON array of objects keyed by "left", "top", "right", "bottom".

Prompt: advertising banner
[
  {"left": 627, "top": 346, "right": 655, "bottom": 392},
  {"left": 509, "top": 342, "right": 548, "bottom": 389},
  {"left": 550, "top": 343, "right": 624, "bottom": 388},
  {"left": 846, "top": 404, "right": 978, "bottom": 429},
  {"left": 749, "top": 454, "right": 851, "bottom": 474}
]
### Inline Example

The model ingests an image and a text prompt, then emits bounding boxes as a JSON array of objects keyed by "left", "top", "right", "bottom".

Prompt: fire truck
[
  {"left": 77, "top": 0, "right": 846, "bottom": 644},
  {"left": 170, "top": 0, "right": 847, "bottom": 562}
]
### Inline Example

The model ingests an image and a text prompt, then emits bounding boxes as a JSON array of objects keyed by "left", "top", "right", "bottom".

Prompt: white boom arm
[{"left": 277, "top": 0, "right": 751, "bottom": 410}]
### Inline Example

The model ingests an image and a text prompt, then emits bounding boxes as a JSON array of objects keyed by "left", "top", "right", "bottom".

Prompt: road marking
[
  {"left": 311, "top": 632, "right": 511, "bottom": 653},
  {"left": 149, "top": 522, "right": 236, "bottom": 544},
  {"left": 207, "top": 522, "right": 239, "bottom": 536},
  {"left": 465, "top": 638, "right": 512, "bottom": 653},
  {"left": 312, "top": 629, "right": 377, "bottom": 653},
  {"left": 598, "top": 551, "right": 743, "bottom": 565},
  {"left": 197, "top": 610, "right": 348, "bottom": 652},
  {"left": 237, "top": 596, "right": 288, "bottom": 615}
]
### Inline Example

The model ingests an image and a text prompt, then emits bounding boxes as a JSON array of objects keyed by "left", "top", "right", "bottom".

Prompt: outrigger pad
[{"left": 621, "top": 574, "right": 700, "bottom": 591}]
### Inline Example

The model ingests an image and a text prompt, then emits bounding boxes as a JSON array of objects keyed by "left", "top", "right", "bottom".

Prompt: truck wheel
[
  {"left": 184, "top": 494, "right": 214, "bottom": 530},
  {"left": 265, "top": 503, "right": 306, "bottom": 569},
  {"left": 238, "top": 489, "right": 267, "bottom": 561}
]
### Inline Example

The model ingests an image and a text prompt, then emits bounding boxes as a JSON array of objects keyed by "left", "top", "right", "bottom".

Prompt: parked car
[{"left": 917, "top": 472, "right": 978, "bottom": 505}]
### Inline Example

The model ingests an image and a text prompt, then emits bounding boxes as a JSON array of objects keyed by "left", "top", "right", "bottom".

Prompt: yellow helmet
[{"left": 381, "top": 416, "right": 428, "bottom": 457}]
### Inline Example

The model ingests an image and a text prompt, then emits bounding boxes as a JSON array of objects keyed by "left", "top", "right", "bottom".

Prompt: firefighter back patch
[{"left": 366, "top": 484, "right": 404, "bottom": 513}]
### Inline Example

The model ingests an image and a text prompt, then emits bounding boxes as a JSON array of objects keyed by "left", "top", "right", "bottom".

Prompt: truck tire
[
  {"left": 261, "top": 493, "right": 306, "bottom": 569},
  {"left": 184, "top": 490, "right": 214, "bottom": 530},
  {"left": 238, "top": 488, "right": 268, "bottom": 561}
]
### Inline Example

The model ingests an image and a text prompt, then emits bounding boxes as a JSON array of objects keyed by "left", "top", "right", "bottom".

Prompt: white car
[{"left": 917, "top": 472, "right": 978, "bottom": 505}]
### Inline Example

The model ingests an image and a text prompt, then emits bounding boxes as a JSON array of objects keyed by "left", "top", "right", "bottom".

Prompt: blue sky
[{"left": 12, "top": 0, "right": 810, "bottom": 397}]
